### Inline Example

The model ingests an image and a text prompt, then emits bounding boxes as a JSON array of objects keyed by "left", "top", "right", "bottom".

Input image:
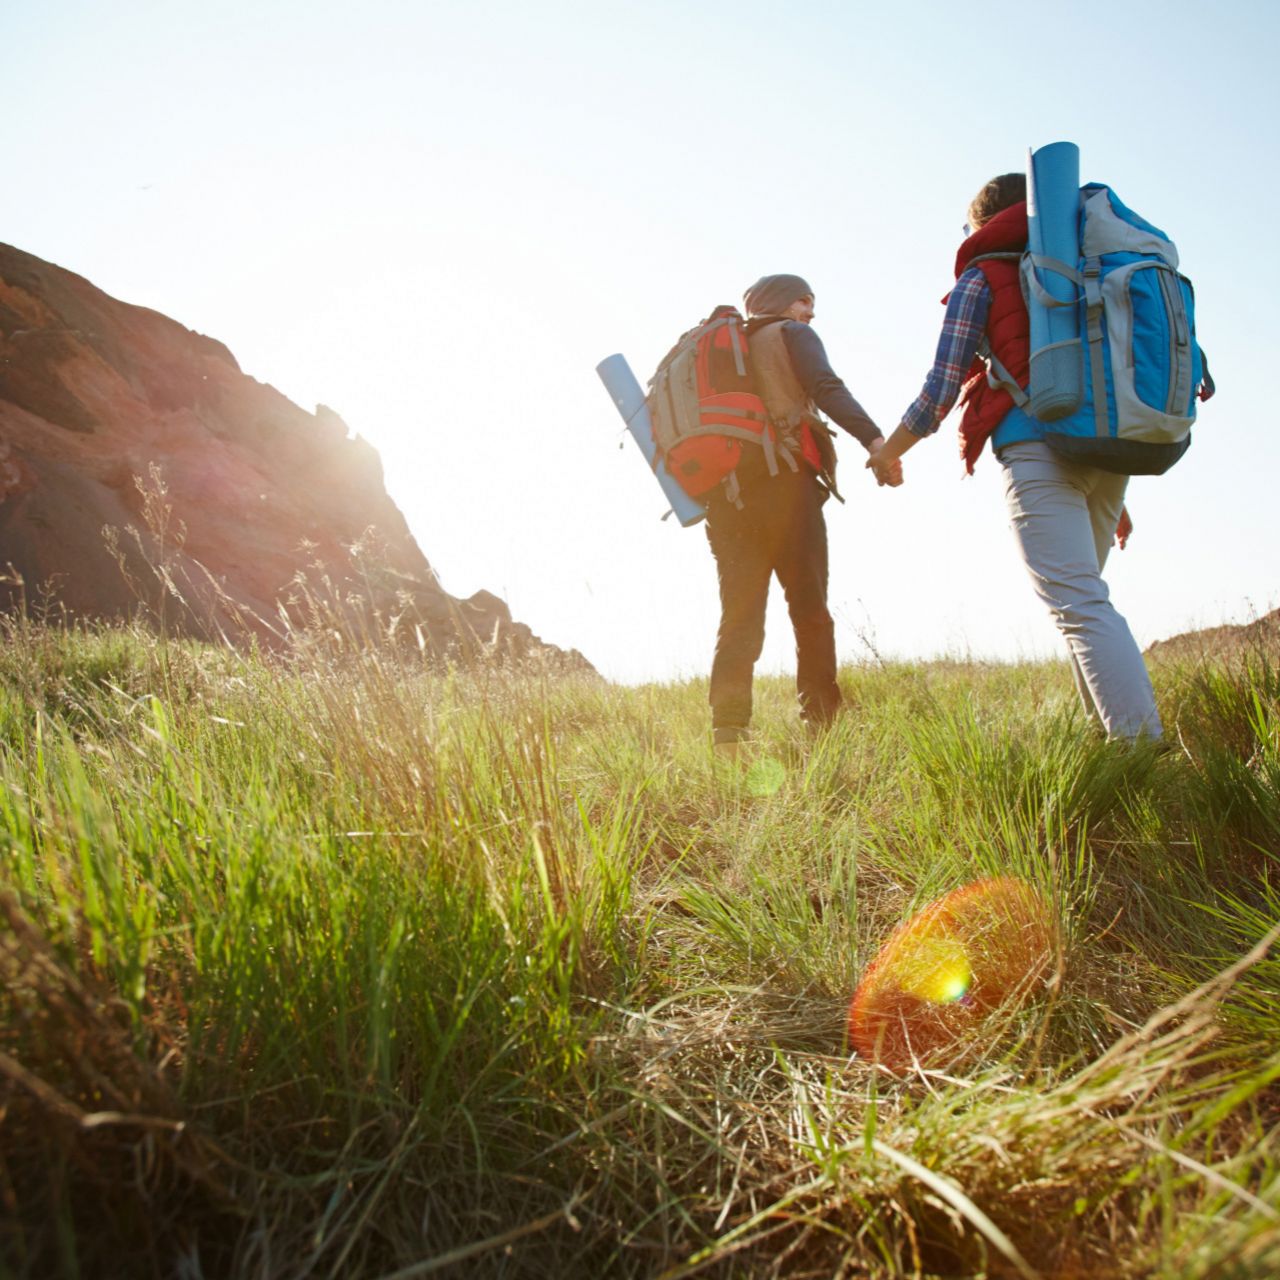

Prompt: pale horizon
[{"left": 4, "top": 0, "right": 1275, "bottom": 683}]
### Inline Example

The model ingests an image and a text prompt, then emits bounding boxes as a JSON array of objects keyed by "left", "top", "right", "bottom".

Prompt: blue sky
[{"left": 4, "top": 0, "right": 1276, "bottom": 681}]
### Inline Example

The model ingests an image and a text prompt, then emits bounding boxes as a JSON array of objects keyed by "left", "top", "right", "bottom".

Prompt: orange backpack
[{"left": 646, "top": 306, "right": 796, "bottom": 501}]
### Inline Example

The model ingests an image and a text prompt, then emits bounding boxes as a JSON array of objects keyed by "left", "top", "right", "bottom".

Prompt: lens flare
[
  {"left": 849, "top": 877, "right": 1055, "bottom": 1069},
  {"left": 896, "top": 933, "right": 973, "bottom": 1004},
  {"left": 744, "top": 756, "right": 786, "bottom": 797}
]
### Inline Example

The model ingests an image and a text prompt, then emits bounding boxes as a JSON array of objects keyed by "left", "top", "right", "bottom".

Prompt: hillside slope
[{"left": 0, "top": 243, "right": 589, "bottom": 668}]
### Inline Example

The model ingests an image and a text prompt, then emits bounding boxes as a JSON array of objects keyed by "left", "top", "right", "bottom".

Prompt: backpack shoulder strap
[{"left": 976, "top": 335, "right": 1030, "bottom": 408}]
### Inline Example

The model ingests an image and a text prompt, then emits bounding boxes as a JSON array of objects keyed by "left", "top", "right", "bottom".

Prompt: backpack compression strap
[
  {"left": 964, "top": 252, "right": 1033, "bottom": 405},
  {"left": 1080, "top": 257, "right": 1109, "bottom": 438},
  {"left": 968, "top": 251, "right": 1092, "bottom": 419},
  {"left": 721, "top": 439, "right": 799, "bottom": 508},
  {"left": 976, "top": 337, "right": 1030, "bottom": 408}
]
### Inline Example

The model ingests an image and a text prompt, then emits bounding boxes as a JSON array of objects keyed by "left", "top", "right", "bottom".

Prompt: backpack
[
  {"left": 984, "top": 184, "right": 1207, "bottom": 475},
  {"left": 646, "top": 306, "right": 797, "bottom": 502}
]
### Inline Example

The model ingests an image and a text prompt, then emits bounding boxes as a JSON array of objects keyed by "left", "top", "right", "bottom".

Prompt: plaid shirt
[{"left": 902, "top": 268, "right": 991, "bottom": 437}]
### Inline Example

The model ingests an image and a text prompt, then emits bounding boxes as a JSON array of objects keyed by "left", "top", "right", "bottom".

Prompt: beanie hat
[{"left": 742, "top": 274, "right": 812, "bottom": 317}]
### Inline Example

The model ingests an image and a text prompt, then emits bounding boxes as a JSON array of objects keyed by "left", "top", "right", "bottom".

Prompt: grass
[{"left": 1, "top": 608, "right": 1278, "bottom": 1278}]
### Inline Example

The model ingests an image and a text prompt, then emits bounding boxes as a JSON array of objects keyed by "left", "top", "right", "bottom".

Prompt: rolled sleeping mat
[
  {"left": 1025, "top": 141, "right": 1083, "bottom": 421},
  {"left": 596, "top": 353, "right": 706, "bottom": 527}
]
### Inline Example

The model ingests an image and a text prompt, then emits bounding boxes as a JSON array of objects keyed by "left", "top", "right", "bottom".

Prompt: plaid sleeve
[{"left": 901, "top": 269, "right": 992, "bottom": 437}]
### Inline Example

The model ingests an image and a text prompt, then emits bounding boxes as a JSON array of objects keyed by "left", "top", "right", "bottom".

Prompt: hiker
[
  {"left": 868, "top": 174, "right": 1213, "bottom": 741},
  {"left": 707, "top": 274, "right": 895, "bottom": 755}
]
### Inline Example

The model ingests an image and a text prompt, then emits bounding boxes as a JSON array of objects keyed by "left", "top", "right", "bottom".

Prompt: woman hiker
[{"left": 868, "top": 173, "right": 1207, "bottom": 742}]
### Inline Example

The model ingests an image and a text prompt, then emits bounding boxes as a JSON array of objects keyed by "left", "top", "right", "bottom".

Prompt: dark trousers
[{"left": 705, "top": 468, "right": 841, "bottom": 740}]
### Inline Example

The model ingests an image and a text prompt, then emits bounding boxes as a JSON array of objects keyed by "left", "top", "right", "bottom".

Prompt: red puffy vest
[{"left": 952, "top": 201, "right": 1029, "bottom": 473}]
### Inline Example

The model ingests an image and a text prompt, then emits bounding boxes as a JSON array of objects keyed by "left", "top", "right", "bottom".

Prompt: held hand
[
  {"left": 866, "top": 449, "right": 903, "bottom": 487},
  {"left": 866, "top": 428, "right": 915, "bottom": 488},
  {"left": 1115, "top": 505, "right": 1133, "bottom": 550}
]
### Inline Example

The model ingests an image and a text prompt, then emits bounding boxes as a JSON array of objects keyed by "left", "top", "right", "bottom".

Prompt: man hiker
[{"left": 707, "top": 273, "right": 895, "bottom": 757}]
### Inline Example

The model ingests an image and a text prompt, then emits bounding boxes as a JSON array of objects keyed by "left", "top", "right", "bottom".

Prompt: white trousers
[{"left": 999, "top": 441, "right": 1162, "bottom": 742}]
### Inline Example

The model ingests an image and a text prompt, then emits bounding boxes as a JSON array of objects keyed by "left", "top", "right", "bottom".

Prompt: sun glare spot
[
  {"left": 744, "top": 756, "right": 786, "bottom": 797},
  {"left": 897, "top": 934, "right": 972, "bottom": 1004}
]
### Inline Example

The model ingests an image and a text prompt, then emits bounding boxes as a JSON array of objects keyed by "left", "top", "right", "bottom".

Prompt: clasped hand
[{"left": 865, "top": 439, "right": 903, "bottom": 488}]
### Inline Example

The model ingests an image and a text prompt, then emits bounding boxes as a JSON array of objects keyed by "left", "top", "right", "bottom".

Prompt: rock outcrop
[{"left": 0, "top": 243, "right": 590, "bottom": 670}]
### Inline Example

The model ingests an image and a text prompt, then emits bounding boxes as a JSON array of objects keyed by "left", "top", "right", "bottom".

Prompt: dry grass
[{"left": 1, "top": 601, "right": 1278, "bottom": 1277}]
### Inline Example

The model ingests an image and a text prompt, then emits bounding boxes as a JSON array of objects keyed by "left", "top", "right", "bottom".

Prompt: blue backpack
[{"left": 988, "top": 184, "right": 1209, "bottom": 475}]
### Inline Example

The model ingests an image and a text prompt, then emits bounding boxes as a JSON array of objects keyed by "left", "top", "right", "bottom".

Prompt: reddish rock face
[{"left": 0, "top": 243, "right": 590, "bottom": 670}]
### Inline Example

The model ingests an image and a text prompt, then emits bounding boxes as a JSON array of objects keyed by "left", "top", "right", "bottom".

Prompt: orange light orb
[{"left": 849, "top": 877, "right": 1057, "bottom": 1069}]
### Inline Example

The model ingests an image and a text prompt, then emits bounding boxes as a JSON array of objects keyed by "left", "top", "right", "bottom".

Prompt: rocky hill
[
  {"left": 1145, "top": 606, "right": 1280, "bottom": 665},
  {"left": 0, "top": 243, "right": 589, "bottom": 669}
]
